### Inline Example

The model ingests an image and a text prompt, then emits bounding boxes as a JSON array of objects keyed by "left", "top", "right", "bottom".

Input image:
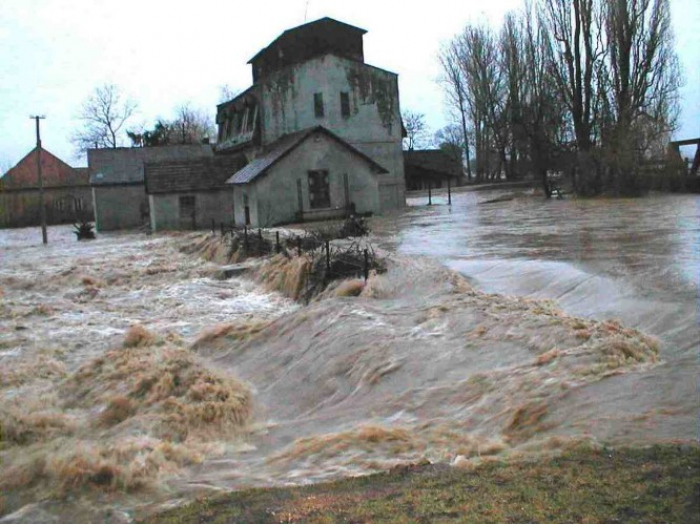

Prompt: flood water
[
  {"left": 382, "top": 190, "right": 699, "bottom": 442},
  {"left": 0, "top": 191, "right": 697, "bottom": 522}
]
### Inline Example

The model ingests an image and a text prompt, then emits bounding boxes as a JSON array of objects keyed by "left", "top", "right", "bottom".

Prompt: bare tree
[
  {"left": 457, "top": 24, "right": 507, "bottom": 181},
  {"left": 402, "top": 110, "right": 430, "bottom": 150},
  {"left": 542, "top": 0, "right": 606, "bottom": 192},
  {"left": 602, "top": 0, "right": 680, "bottom": 192},
  {"left": 71, "top": 84, "right": 138, "bottom": 155},
  {"left": 438, "top": 43, "right": 473, "bottom": 179},
  {"left": 133, "top": 104, "right": 216, "bottom": 147},
  {"left": 170, "top": 103, "right": 216, "bottom": 145},
  {"left": 219, "top": 84, "right": 241, "bottom": 104},
  {"left": 433, "top": 125, "right": 465, "bottom": 166}
]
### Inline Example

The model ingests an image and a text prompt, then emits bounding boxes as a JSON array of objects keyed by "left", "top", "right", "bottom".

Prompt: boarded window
[
  {"left": 314, "top": 93, "right": 324, "bottom": 118},
  {"left": 340, "top": 92, "right": 350, "bottom": 117},
  {"left": 308, "top": 170, "right": 330, "bottom": 209}
]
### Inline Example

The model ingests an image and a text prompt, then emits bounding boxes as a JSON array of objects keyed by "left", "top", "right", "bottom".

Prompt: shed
[
  {"left": 145, "top": 156, "right": 246, "bottom": 231},
  {"left": 88, "top": 144, "right": 213, "bottom": 231},
  {"left": 403, "top": 150, "right": 463, "bottom": 191}
]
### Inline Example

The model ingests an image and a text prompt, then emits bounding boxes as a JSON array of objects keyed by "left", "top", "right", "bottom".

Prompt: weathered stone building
[
  {"left": 217, "top": 17, "right": 405, "bottom": 227},
  {"left": 89, "top": 145, "right": 213, "bottom": 231},
  {"left": 145, "top": 156, "right": 244, "bottom": 231},
  {"left": 0, "top": 148, "right": 92, "bottom": 228}
]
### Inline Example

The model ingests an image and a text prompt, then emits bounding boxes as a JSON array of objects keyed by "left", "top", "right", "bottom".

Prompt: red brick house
[{"left": 0, "top": 147, "right": 93, "bottom": 228}]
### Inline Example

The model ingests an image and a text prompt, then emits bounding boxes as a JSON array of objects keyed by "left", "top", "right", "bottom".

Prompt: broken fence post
[
  {"left": 244, "top": 226, "right": 249, "bottom": 251},
  {"left": 363, "top": 249, "right": 369, "bottom": 281},
  {"left": 428, "top": 183, "right": 432, "bottom": 206},
  {"left": 325, "top": 240, "right": 331, "bottom": 273},
  {"left": 448, "top": 178, "right": 452, "bottom": 206},
  {"left": 211, "top": 219, "right": 215, "bottom": 234},
  {"left": 275, "top": 231, "right": 280, "bottom": 253}
]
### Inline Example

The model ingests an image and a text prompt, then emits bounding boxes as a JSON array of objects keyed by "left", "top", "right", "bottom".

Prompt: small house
[
  {"left": 227, "top": 126, "right": 388, "bottom": 227},
  {"left": 145, "top": 156, "right": 245, "bottom": 231}
]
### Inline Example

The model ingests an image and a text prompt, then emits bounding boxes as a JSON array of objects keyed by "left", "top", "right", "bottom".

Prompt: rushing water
[
  {"left": 0, "top": 192, "right": 697, "bottom": 522},
  {"left": 379, "top": 190, "right": 699, "bottom": 442}
]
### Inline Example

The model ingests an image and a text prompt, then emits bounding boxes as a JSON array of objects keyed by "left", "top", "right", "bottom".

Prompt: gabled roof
[
  {"left": 227, "top": 126, "right": 388, "bottom": 185},
  {"left": 404, "top": 149, "right": 463, "bottom": 178},
  {"left": 248, "top": 17, "right": 367, "bottom": 64},
  {"left": 0, "top": 148, "right": 88, "bottom": 190},
  {"left": 145, "top": 156, "right": 247, "bottom": 194}
]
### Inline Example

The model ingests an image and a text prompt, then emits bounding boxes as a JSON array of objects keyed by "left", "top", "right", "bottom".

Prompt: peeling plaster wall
[
  {"left": 149, "top": 191, "right": 234, "bottom": 232},
  {"left": 232, "top": 131, "right": 380, "bottom": 228},
  {"left": 259, "top": 54, "right": 405, "bottom": 211}
]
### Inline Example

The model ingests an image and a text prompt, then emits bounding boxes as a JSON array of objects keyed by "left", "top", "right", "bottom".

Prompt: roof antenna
[{"left": 304, "top": 0, "right": 310, "bottom": 21}]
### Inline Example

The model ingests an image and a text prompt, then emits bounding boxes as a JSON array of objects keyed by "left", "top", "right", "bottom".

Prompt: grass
[{"left": 144, "top": 444, "right": 699, "bottom": 523}]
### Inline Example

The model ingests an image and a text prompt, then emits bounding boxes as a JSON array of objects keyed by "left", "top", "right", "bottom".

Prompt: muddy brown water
[
  {"left": 0, "top": 191, "right": 697, "bottom": 522},
  {"left": 384, "top": 191, "right": 699, "bottom": 443}
]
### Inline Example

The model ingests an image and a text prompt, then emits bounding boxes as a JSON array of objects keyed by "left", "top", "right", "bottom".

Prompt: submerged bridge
[{"left": 669, "top": 138, "right": 700, "bottom": 176}]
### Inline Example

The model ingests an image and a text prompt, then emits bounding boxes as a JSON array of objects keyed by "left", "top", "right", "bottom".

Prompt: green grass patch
[{"left": 144, "top": 444, "right": 699, "bottom": 523}]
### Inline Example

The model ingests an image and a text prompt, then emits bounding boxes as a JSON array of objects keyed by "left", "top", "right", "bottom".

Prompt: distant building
[
  {"left": 403, "top": 150, "right": 463, "bottom": 191},
  {"left": 88, "top": 145, "right": 213, "bottom": 231},
  {"left": 217, "top": 17, "right": 406, "bottom": 227},
  {"left": 0, "top": 147, "right": 92, "bottom": 228},
  {"left": 145, "top": 156, "right": 244, "bottom": 231}
]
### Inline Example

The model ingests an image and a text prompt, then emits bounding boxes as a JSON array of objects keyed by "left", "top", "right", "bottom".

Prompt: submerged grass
[{"left": 145, "top": 444, "right": 700, "bottom": 523}]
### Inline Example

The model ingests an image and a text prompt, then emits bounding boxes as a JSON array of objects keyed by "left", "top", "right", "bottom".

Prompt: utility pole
[{"left": 30, "top": 115, "right": 47, "bottom": 244}]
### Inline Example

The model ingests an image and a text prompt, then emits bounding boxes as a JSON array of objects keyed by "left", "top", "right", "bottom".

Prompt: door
[{"left": 179, "top": 195, "right": 196, "bottom": 230}]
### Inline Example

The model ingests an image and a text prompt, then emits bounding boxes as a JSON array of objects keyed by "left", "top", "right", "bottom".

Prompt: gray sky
[{"left": 1, "top": 0, "right": 698, "bottom": 168}]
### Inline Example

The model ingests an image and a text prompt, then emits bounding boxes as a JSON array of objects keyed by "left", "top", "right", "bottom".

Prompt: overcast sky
[{"left": 1, "top": 0, "right": 698, "bottom": 169}]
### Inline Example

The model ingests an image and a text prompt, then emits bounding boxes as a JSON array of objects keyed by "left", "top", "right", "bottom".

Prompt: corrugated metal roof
[{"left": 227, "top": 126, "right": 388, "bottom": 185}]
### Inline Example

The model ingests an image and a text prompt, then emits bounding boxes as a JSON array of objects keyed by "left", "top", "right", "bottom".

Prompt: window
[
  {"left": 340, "top": 92, "right": 350, "bottom": 117},
  {"left": 314, "top": 93, "right": 324, "bottom": 118},
  {"left": 246, "top": 106, "right": 257, "bottom": 133},
  {"left": 308, "top": 170, "right": 330, "bottom": 209}
]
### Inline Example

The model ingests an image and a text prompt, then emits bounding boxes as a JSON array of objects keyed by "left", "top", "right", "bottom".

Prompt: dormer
[
  {"left": 216, "top": 86, "right": 261, "bottom": 153},
  {"left": 249, "top": 17, "right": 366, "bottom": 83}
]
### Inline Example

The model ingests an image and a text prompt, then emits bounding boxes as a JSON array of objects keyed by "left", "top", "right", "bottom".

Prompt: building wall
[
  {"left": 234, "top": 131, "right": 380, "bottom": 228},
  {"left": 149, "top": 190, "right": 235, "bottom": 232},
  {"left": 92, "top": 185, "right": 147, "bottom": 232},
  {"left": 89, "top": 145, "right": 214, "bottom": 231},
  {"left": 0, "top": 187, "right": 93, "bottom": 228},
  {"left": 258, "top": 54, "right": 405, "bottom": 211}
]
